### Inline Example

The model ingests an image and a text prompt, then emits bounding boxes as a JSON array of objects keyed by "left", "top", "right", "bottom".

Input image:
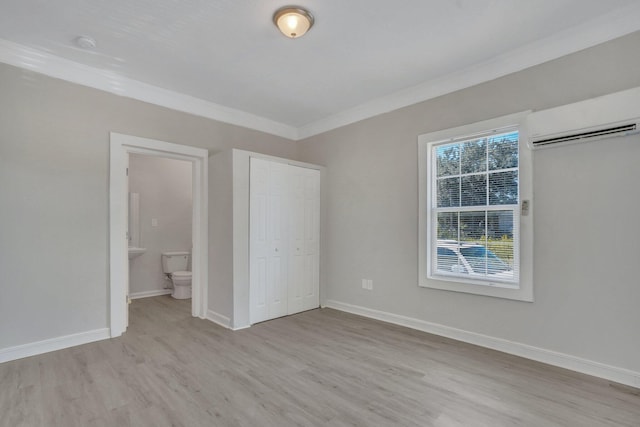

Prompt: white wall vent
[{"left": 530, "top": 120, "right": 639, "bottom": 150}]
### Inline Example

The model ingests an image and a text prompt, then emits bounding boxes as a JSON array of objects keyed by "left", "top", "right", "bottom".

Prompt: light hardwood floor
[{"left": 1, "top": 296, "right": 639, "bottom": 426}]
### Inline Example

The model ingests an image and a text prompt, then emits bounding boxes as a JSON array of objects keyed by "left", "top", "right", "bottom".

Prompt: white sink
[{"left": 128, "top": 247, "right": 147, "bottom": 259}]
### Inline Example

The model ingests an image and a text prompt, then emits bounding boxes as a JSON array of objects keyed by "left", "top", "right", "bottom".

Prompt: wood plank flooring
[{"left": 1, "top": 296, "right": 639, "bottom": 426}]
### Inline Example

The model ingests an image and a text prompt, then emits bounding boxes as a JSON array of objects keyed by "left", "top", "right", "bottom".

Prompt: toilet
[{"left": 161, "top": 251, "right": 192, "bottom": 299}]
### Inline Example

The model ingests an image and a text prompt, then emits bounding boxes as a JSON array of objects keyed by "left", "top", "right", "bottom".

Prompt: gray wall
[
  {"left": 297, "top": 31, "right": 640, "bottom": 372},
  {"left": 0, "top": 62, "right": 298, "bottom": 350},
  {"left": 128, "top": 154, "right": 192, "bottom": 295}
]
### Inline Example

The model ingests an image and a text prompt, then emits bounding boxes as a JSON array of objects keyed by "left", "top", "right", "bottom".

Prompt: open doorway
[
  {"left": 109, "top": 133, "right": 208, "bottom": 337},
  {"left": 128, "top": 154, "right": 192, "bottom": 301}
]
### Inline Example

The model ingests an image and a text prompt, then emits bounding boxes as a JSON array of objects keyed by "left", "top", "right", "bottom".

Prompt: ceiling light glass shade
[{"left": 273, "top": 7, "right": 314, "bottom": 38}]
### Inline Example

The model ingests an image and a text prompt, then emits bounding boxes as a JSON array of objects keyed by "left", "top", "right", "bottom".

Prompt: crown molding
[
  {"left": 0, "top": 39, "right": 299, "bottom": 140},
  {"left": 1, "top": 1, "right": 639, "bottom": 142},
  {"left": 296, "top": 3, "right": 640, "bottom": 140}
]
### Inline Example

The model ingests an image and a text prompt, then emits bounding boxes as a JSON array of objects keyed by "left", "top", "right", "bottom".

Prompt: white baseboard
[
  {"left": 0, "top": 328, "right": 110, "bottom": 364},
  {"left": 130, "top": 289, "right": 172, "bottom": 299},
  {"left": 206, "top": 309, "right": 231, "bottom": 329},
  {"left": 323, "top": 300, "right": 640, "bottom": 389}
]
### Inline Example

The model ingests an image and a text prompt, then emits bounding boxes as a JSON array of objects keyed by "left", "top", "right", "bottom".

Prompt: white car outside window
[{"left": 436, "top": 240, "right": 514, "bottom": 281}]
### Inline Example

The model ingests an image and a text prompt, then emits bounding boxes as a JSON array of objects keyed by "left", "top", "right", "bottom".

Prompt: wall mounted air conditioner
[
  {"left": 526, "top": 86, "right": 640, "bottom": 150},
  {"left": 530, "top": 120, "right": 639, "bottom": 150}
]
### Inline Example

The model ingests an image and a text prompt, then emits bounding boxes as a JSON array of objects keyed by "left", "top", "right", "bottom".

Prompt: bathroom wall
[{"left": 128, "top": 154, "right": 193, "bottom": 297}]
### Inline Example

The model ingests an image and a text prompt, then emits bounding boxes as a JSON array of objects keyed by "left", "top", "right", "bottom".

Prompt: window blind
[{"left": 432, "top": 130, "right": 520, "bottom": 284}]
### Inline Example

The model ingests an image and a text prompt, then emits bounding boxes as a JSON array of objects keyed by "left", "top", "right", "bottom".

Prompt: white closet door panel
[
  {"left": 252, "top": 158, "right": 320, "bottom": 323},
  {"left": 304, "top": 168, "right": 320, "bottom": 310},
  {"left": 267, "top": 161, "right": 288, "bottom": 319},
  {"left": 250, "top": 158, "right": 289, "bottom": 323},
  {"left": 250, "top": 158, "right": 269, "bottom": 324},
  {"left": 287, "top": 167, "right": 306, "bottom": 314},
  {"left": 268, "top": 255, "right": 286, "bottom": 318},
  {"left": 288, "top": 165, "right": 320, "bottom": 314}
]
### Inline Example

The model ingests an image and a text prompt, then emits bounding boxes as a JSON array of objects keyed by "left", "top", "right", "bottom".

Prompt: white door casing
[{"left": 109, "top": 133, "right": 208, "bottom": 337}]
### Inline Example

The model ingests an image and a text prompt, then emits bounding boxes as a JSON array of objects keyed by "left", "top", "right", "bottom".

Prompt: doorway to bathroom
[
  {"left": 128, "top": 154, "right": 192, "bottom": 301},
  {"left": 109, "top": 133, "right": 208, "bottom": 337}
]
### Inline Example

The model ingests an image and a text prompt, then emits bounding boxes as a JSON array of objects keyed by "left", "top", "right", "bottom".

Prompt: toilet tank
[{"left": 161, "top": 251, "right": 190, "bottom": 273}]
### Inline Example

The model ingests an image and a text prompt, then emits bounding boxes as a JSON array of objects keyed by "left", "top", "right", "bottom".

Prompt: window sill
[
  {"left": 429, "top": 273, "right": 519, "bottom": 289},
  {"left": 419, "top": 277, "right": 533, "bottom": 302}
]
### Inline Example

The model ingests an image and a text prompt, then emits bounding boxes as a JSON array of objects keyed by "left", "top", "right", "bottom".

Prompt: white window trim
[{"left": 418, "top": 111, "right": 533, "bottom": 302}]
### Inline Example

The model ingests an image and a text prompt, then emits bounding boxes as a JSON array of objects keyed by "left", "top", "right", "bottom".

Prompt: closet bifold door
[
  {"left": 287, "top": 165, "right": 320, "bottom": 315},
  {"left": 250, "top": 157, "right": 320, "bottom": 324},
  {"left": 249, "top": 158, "right": 289, "bottom": 324}
]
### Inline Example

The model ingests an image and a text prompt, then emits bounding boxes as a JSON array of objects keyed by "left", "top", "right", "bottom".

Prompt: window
[
  {"left": 418, "top": 112, "right": 533, "bottom": 301},
  {"left": 433, "top": 130, "right": 519, "bottom": 285}
]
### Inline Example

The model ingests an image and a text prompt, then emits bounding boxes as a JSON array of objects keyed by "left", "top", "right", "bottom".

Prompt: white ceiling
[{"left": 1, "top": 0, "right": 640, "bottom": 140}]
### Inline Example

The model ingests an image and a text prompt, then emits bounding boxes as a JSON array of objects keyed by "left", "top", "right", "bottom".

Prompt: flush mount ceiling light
[{"left": 273, "top": 6, "right": 314, "bottom": 39}]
